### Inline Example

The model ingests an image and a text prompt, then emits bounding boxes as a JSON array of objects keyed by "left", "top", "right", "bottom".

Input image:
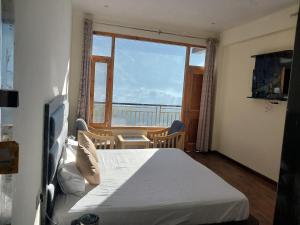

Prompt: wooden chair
[
  {"left": 75, "top": 118, "right": 113, "bottom": 138},
  {"left": 88, "top": 126, "right": 113, "bottom": 136},
  {"left": 153, "top": 132, "right": 185, "bottom": 150},
  {"left": 147, "top": 120, "right": 186, "bottom": 150},
  {"left": 79, "top": 130, "right": 115, "bottom": 150},
  {"left": 147, "top": 128, "right": 169, "bottom": 140}
]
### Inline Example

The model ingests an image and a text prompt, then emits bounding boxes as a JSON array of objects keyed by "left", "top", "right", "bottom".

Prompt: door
[{"left": 182, "top": 66, "right": 204, "bottom": 151}]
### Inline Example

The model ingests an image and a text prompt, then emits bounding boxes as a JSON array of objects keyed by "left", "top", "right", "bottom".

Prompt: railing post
[
  {"left": 155, "top": 106, "right": 158, "bottom": 126},
  {"left": 158, "top": 106, "right": 160, "bottom": 126}
]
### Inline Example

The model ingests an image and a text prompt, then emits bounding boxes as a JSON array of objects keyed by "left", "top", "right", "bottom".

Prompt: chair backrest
[
  {"left": 81, "top": 131, "right": 115, "bottom": 149},
  {"left": 153, "top": 132, "right": 185, "bottom": 150},
  {"left": 89, "top": 127, "right": 114, "bottom": 136},
  {"left": 168, "top": 120, "right": 185, "bottom": 135},
  {"left": 75, "top": 118, "right": 89, "bottom": 138}
]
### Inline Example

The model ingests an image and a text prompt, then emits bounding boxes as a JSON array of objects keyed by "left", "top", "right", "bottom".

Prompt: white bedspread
[{"left": 53, "top": 148, "right": 249, "bottom": 225}]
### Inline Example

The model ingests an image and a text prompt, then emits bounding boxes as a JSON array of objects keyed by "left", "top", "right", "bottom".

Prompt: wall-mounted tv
[{"left": 251, "top": 50, "right": 293, "bottom": 101}]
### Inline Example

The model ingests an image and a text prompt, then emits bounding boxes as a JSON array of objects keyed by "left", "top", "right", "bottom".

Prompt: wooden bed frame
[{"left": 41, "top": 95, "right": 259, "bottom": 225}]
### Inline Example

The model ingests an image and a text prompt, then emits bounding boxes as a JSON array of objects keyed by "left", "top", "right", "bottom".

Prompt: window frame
[
  {"left": 89, "top": 56, "right": 113, "bottom": 128},
  {"left": 89, "top": 31, "right": 206, "bottom": 128}
]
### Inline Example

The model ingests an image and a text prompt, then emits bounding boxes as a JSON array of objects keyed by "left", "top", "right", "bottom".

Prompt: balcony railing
[{"left": 93, "top": 102, "right": 181, "bottom": 127}]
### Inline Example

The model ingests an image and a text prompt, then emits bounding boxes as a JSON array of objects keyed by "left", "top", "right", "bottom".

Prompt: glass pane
[
  {"left": 1, "top": 23, "right": 14, "bottom": 89},
  {"left": 112, "top": 38, "right": 186, "bottom": 127},
  {"left": 0, "top": 2, "right": 15, "bottom": 225},
  {"left": 1, "top": 23, "right": 14, "bottom": 139},
  {"left": 92, "top": 35, "right": 112, "bottom": 57},
  {"left": 189, "top": 47, "right": 206, "bottom": 66},
  {"left": 93, "top": 62, "right": 107, "bottom": 123}
]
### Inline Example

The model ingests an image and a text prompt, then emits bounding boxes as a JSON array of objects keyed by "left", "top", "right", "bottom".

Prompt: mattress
[{"left": 53, "top": 148, "right": 249, "bottom": 225}]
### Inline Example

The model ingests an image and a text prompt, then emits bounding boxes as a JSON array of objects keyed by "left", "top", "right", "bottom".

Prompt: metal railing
[{"left": 93, "top": 102, "right": 181, "bottom": 127}]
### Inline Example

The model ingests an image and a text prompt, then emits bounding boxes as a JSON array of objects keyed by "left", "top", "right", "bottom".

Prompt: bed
[{"left": 41, "top": 95, "right": 255, "bottom": 225}]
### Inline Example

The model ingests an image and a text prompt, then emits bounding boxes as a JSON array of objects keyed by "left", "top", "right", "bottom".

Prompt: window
[
  {"left": 189, "top": 47, "right": 206, "bottom": 66},
  {"left": 92, "top": 35, "right": 112, "bottom": 57},
  {"left": 1, "top": 12, "right": 15, "bottom": 139},
  {"left": 112, "top": 38, "right": 186, "bottom": 127},
  {"left": 90, "top": 33, "right": 205, "bottom": 128},
  {"left": 93, "top": 62, "right": 108, "bottom": 123}
]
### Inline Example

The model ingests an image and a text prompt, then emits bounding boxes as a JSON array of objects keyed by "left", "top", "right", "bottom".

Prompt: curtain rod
[{"left": 93, "top": 21, "right": 210, "bottom": 41}]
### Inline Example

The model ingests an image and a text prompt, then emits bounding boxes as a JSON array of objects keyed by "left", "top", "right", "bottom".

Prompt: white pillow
[
  {"left": 63, "top": 143, "right": 76, "bottom": 163},
  {"left": 57, "top": 161, "right": 85, "bottom": 196},
  {"left": 66, "top": 138, "right": 78, "bottom": 150},
  {"left": 57, "top": 144, "right": 85, "bottom": 196}
]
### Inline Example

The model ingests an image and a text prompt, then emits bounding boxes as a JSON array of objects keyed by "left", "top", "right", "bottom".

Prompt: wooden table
[{"left": 116, "top": 134, "right": 150, "bottom": 149}]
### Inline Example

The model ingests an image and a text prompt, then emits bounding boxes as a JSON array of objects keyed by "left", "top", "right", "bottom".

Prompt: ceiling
[{"left": 72, "top": 0, "right": 298, "bottom": 34}]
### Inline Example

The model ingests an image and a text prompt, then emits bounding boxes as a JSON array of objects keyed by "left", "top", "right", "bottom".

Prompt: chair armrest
[
  {"left": 80, "top": 131, "right": 115, "bottom": 149},
  {"left": 153, "top": 132, "right": 185, "bottom": 150},
  {"left": 88, "top": 126, "right": 97, "bottom": 132},
  {"left": 147, "top": 128, "right": 169, "bottom": 140}
]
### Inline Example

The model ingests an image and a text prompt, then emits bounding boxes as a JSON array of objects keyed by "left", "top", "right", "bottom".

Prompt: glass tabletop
[{"left": 121, "top": 135, "right": 148, "bottom": 142}]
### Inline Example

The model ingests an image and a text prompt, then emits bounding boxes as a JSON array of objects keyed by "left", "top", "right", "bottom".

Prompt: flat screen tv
[{"left": 251, "top": 50, "right": 293, "bottom": 101}]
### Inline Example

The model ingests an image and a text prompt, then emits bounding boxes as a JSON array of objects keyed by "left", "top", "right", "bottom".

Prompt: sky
[
  {"left": 1, "top": 23, "right": 15, "bottom": 125},
  {"left": 93, "top": 36, "right": 205, "bottom": 106}
]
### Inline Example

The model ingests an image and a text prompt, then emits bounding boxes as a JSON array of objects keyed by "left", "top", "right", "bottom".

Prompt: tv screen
[{"left": 251, "top": 50, "right": 293, "bottom": 100}]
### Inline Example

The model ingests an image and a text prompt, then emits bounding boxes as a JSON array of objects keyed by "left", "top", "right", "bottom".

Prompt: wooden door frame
[
  {"left": 181, "top": 51, "right": 205, "bottom": 150},
  {"left": 181, "top": 47, "right": 205, "bottom": 121},
  {"left": 181, "top": 48, "right": 205, "bottom": 121},
  {"left": 89, "top": 35, "right": 116, "bottom": 128},
  {"left": 89, "top": 56, "right": 113, "bottom": 128},
  {"left": 181, "top": 47, "right": 191, "bottom": 123}
]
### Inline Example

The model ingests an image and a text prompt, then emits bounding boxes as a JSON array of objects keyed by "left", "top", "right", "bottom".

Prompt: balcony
[{"left": 93, "top": 102, "right": 181, "bottom": 127}]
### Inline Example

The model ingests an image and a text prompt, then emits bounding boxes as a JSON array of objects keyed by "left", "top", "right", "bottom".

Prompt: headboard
[{"left": 41, "top": 95, "right": 69, "bottom": 225}]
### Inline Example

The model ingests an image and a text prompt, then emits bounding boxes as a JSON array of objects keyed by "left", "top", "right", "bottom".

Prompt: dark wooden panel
[
  {"left": 274, "top": 4, "right": 300, "bottom": 225},
  {"left": 190, "top": 74, "right": 203, "bottom": 111},
  {"left": 0, "top": 141, "right": 18, "bottom": 174},
  {"left": 187, "top": 118, "right": 199, "bottom": 142}
]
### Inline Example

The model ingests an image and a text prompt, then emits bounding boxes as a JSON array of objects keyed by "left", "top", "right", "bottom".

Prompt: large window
[
  {"left": 112, "top": 38, "right": 186, "bottom": 126},
  {"left": 90, "top": 33, "right": 206, "bottom": 128}
]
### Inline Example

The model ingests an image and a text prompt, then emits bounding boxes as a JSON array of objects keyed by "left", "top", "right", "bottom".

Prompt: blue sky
[{"left": 93, "top": 36, "right": 205, "bottom": 106}]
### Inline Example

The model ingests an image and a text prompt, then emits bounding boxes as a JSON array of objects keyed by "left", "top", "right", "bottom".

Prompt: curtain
[
  {"left": 196, "top": 38, "right": 217, "bottom": 152},
  {"left": 76, "top": 18, "right": 93, "bottom": 122}
]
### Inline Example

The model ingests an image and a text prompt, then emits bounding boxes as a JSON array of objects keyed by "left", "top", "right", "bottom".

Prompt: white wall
[
  {"left": 12, "top": 1, "right": 72, "bottom": 224},
  {"left": 68, "top": 10, "right": 84, "bottom": 135},
  {"left": 212, "top": 4, "right": 298, "bottom": 181},
  {"left": 68, "top": 9, "right": 218, "bottom": 134},
  {"left": 92, "top": 21, "right": 213, "bottom": 47}
]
